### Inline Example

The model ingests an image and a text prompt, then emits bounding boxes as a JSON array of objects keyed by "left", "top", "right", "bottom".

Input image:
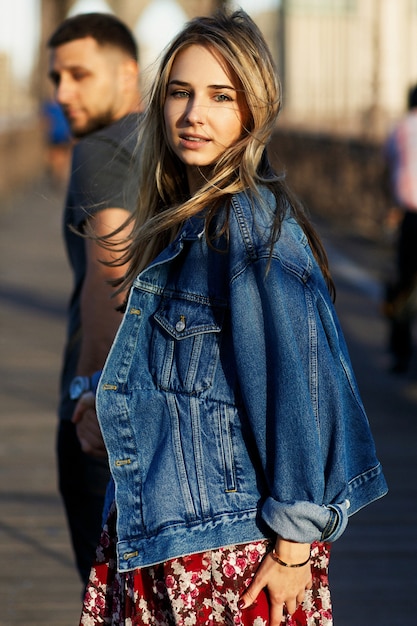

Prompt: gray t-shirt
[{"left": 59, "top": 113, "right": 140, "bottom": 420}]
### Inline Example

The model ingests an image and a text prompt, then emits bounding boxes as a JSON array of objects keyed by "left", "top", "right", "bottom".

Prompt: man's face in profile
[{"left": 49, "top": 36, "right": 130, "bottom": 137}]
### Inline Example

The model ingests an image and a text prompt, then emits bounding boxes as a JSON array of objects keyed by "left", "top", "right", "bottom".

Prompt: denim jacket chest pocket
[{"left": 151, "top": 297, "right": 225, "bottom": 394}]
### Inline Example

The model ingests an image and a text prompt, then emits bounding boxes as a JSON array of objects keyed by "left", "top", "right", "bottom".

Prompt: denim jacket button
[{"left": 175, "top": 319, "right": 186, "bottom": 332}]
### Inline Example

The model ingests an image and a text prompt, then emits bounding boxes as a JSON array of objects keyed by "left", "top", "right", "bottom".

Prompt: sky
[{"left": 0, "top": 0, "right": 280, "bottom": 82}]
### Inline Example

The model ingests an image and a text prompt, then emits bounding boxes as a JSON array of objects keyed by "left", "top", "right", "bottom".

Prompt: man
[
  {"left": 47, "top": 12, "right": 141, "bottom": 585},
  {"left": 384, "top": 84, "right": 417, "bottom": 373}
]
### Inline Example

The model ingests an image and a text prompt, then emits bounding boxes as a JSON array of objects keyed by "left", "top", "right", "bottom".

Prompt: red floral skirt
[{"left": 80, "top": 504, "right": 332, "bottom": 625}]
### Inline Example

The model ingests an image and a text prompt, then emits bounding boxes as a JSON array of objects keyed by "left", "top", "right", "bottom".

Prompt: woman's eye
[
  {"left": 171, "top": 90, "right": 190, "bottom": 99},
  {"left": 214, "top": 93, "right": 233, "bottom": 102}
]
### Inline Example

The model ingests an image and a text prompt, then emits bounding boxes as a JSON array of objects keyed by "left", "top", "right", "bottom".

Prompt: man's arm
[
  {"left": 77, "top": 207, "right": 131, "bottom": 375},
  {"left": 73, "top": 207, "right": 131, "bottom": 457}
]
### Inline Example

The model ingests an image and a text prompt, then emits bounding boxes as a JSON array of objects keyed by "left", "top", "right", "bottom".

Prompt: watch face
[{"left": 70, "top": 376, "right": 89, "bottom": 400}]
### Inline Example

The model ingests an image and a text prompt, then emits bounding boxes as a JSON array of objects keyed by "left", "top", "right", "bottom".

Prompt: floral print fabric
[{"left": 80, "top": 505, "right": 332, "bottom": 626}]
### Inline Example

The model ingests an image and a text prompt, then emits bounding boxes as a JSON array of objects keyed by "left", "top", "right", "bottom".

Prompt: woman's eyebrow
[
  {"left": 168, "top": 79, "right": 236, "bottom": 90},
  {"left": 209, "top": 84, "right": 236, "bottom": 90},
  {"left": 168, "top": 79, "right": 189, "bottom": 86}
]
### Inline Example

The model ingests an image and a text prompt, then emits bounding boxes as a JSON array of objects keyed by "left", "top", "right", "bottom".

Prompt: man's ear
[{"left": 122, "top": 58, "right": 139, "bottom": 89}]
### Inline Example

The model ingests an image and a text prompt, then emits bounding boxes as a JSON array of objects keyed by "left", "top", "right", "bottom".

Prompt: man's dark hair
[
  {"left": 408, "top": 84, "right": 417, "bottom": 110},
  {"left": 48, "top": 12, "right": 138, "bottom": 61}
]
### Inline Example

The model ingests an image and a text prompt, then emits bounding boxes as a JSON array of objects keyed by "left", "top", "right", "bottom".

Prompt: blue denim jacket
[{"left": 96, "top": 187, "right": 387, "bottom": 572}]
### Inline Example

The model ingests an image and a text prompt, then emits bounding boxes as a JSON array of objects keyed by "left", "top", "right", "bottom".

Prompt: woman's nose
[{"left": 185, "top": 100, "right": 206, "bottom": 125}]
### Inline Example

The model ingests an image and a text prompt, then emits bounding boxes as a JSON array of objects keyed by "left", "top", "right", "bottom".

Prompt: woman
[{"left": 80, "top": 9, "right": 387, "bottom": 625}]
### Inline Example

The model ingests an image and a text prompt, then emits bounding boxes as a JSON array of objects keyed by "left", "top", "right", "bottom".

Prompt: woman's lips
[{"left": 179, "top": 133, "right": 210, "bottom": 147}]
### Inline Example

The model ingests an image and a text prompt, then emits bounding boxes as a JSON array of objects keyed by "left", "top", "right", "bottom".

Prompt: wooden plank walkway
[
  {"left": 320, "top": 223, "right": 417, "bottom": 625},
  {"left": 0, "top": 182, "right": 82, "bottom": 625},
  {"left": 0, "top": 181, "right": 415, "bottom": 625}
]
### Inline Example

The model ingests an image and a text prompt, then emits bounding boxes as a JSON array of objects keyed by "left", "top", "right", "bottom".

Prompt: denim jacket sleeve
[{"left": 228, "top": 194, "right": 386, "bottom": 543}]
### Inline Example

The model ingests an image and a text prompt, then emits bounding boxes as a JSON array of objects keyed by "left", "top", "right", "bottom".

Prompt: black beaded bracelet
[{"left": 269, "top": 548, "right": 311, "bottom": 568}]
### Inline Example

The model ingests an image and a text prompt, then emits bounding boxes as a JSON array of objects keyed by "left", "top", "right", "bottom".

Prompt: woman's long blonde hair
[{"left": 111, "top": 9, "right": 334, "bottom": 298}]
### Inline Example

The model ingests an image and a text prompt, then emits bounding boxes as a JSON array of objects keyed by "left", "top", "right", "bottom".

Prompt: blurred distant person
[
  {"left": 47, "top": 12, "right": 142, "bottom": 585},
  {"left": 41, "top": 98, "right": 72, "bottom": 186},
  {"left": 383, "top": 84, "right": 417, "bottom": 373}
]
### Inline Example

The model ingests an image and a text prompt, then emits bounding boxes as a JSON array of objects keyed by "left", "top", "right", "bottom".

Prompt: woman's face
[{"left": 164, "top": 44, "right": 246, "bottom": 193}]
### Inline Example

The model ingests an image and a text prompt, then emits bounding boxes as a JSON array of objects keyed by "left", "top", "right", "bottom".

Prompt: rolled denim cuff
[
  {"left": 262, "top": 497, "right": 349, "bottom": 543},
  {"left": 90, "top": 370, "right": 102, "bottom": 394}
]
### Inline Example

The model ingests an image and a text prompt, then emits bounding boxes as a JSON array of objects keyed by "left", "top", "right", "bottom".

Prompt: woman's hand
[{"left": 238, "top": 539, "right": 312, "bottom": 625}]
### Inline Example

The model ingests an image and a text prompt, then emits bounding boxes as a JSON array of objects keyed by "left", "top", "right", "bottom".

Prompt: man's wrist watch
[{"left": 69, "top": 375, "right": 91, "bottom": 400}]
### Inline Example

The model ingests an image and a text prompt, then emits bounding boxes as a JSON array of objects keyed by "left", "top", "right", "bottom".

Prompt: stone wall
[{"left": 269, "top": 129, "right": 389, "bottom": 242}]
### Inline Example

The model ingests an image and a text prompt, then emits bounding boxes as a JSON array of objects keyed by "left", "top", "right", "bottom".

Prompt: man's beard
[{"left": 70, "top": 110, "right": 117, "bottom": 138}]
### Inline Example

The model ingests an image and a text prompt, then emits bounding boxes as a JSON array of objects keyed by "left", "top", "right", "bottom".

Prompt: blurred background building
[
  {"left": 279, "top": 0, "right": 417, "bottom": 137},
  {"left": 1, "top": 0, "right": 417, "bottom": 237}
]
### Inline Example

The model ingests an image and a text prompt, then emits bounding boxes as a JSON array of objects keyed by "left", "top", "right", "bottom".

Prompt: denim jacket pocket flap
[{"left": 154, "top": 300, "right": 225, "bottom": 340}]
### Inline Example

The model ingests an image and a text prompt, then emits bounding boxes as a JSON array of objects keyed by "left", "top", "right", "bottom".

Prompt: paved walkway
[{"left": 0, "top": 180, "right": 416, "bottom": 625}]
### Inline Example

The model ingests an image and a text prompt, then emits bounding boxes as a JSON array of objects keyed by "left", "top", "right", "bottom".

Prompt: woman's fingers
[
  {"left": 238, "top": 579, "right": 263, "bottom": 610},
  {"left": 239, "top": 550, "right": 313, "bottom": 624}
]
